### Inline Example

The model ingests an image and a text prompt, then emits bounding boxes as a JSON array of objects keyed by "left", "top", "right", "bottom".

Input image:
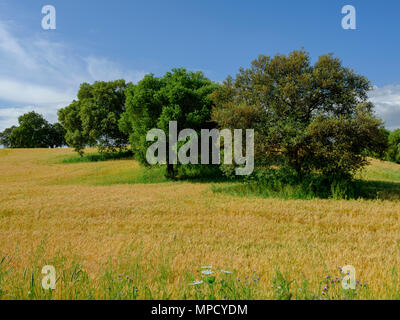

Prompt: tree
[
  {"left": 9, "top": 112, "right": 53, "bottom": 148},
  {"left": 48, "top": 123, "right": 66, "bottom": 148},
  {"left": 212, "top": 50, "right": 387, "bottom": 181},
  {"left": 58, "top": 80, "right": 129, "bottom": 155},
  {"left": 0, "top": 126, "right": 17, "bottom": 148},
  {"left": 5, "top": 112, "right": 65, "bottom": 148},
  {"left": 120, "top": 68, "right": 219, "bottom": 177},
  {"left": 306, "top": 103, "right": 388, "bottom": 180},
  {"left": 386, "top": 129, "right": 400, "bottom": 163},
  {"left": 58, "top": 100, "right": 89, "bottom": 155}
]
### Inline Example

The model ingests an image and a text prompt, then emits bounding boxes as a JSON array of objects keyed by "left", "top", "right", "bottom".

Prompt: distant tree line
[
  {"left": 1, "top": 49, "right": 400, "bottom": 194},
  {"left": 0, "top": 111, "right": 65, "bottom": 148}
]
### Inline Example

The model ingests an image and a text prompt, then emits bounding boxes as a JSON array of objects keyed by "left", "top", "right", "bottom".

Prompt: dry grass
[{"left": 1, "top": 148, "right": 400, "bottom": 299}]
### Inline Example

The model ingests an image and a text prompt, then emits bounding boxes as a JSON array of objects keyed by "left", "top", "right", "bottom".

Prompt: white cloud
[
  {"left": 369, "top": 85, "right": 400, "bottom": 130},
  {"left": 85, "top": 56, "right": 146, "bottom": 83},
  {"left": 0, "top": 21, "right": 37, "bottom": 70},
  {"left": 0, "top": 105, "right": 58, "bottom": 131},
  {"left": 0, "top": 21, "right": 146, "bottom": 131},
  {"left": 0, "top": 79, "right": 73, "bottom": 105}
]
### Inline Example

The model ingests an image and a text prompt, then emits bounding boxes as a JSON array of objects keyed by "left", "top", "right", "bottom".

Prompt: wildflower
[
  {"left": 189, "top": 280, "right": 204, "bottom": 286},
  {"left": 220, "top": 270, "right": 232, "bottom": 274},
  {"left": 201, "top": 270, "right": 214, "bottom": 275}
]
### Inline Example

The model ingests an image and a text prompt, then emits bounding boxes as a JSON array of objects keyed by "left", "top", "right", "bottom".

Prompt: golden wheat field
[{"left": 1, "top": 148, "right": 400, "bottom": 299}]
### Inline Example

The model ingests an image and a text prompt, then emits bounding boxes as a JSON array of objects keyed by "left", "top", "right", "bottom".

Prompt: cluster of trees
[
  {"left": 2, "top": 50, "right": 400, "bottom": 190},
  {"left": 59, "top": 51, "right": 391, "bottom": 183},
  {"left": 0, "top": 111, "right": 65, "bottom": 148}
]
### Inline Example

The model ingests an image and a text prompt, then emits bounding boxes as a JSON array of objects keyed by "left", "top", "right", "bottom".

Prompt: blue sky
[{"left": 0, "top": 0, "right": 399, "bottom": 130}]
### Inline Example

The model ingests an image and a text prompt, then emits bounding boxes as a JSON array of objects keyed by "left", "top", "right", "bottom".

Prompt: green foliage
[
  {"left": 55, "top": 162, "right": 168, "bottom": 186},
  {"left": 49, "top": 123, "right": 67, "bottom": 149},
  {"left": 0, "top": 126, "right": 17, "bottom": 148},
  {"left": 175, "top": 164, "right": 225, "bottom": 181},
  {"left": 307, "top": 102, "right": 388, "bottom": 180},
  {"left": 212, "top": 50, "right": 387, "bottom": 182},
  {"left": 271, "top": 271, "right": 293, "bottom": 300},
  {"left": 363, "top": 128, "right": 390, "bottom": 159},
  {"left": 5, "top": 112, "right": 65, "bottom": 148},
  {"left": 60, "top": 150, "right": 134, "bottom": 164},
  {"left": 251, "top": 168, "right": 357, "bottom": 199},
  {"left": 386, "top": 129, "right": 400, "bottom": 163},
  {"left": 58, "top": 80, "right": 129, "bottom": 155},
  {"left": 212, "top": 168, "right": 400, "bottom": 201},
  {"left": 121, "top": 68, "right": 219, "bottom": 177}
]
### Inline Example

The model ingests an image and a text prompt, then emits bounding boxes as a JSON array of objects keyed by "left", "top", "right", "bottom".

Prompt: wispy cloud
[
  {"left": 0, "top": 79, "right": 73, "bottom": 105},
  {"left": 0, "top": 20, "right": 145, "bottom": 131},
  {"left": 0, "top": 105, "right": 57, "bottom": 131},
  {"left": 369, "top": 85, "right": 400, "bottom": 131},
  {"left": 85, "top": 56, "right": 146, "bottom": 83}
]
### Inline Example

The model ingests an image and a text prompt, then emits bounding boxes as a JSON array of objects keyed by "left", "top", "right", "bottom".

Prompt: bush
[{"left": 241, "top": 167, "right": 358, "bottom": 200}]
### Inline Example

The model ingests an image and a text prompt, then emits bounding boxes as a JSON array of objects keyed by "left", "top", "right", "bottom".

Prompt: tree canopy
[
  {"left": 120, "top": 68, "right": 219, "bottom": 177},
  {"left": 212, "top": 50, "right": 387, "bottom": 181},
  {"left": 2, "top": 111, "right": 65, "bottom": 148},
  {"left": 58, "top": 80, "right": 129, "bottom": 155},
  {"left": 386, "top": 129, "right": 400, "bottom": 163},
  {"left": 0, "top": 126, "right": 17, "bottom": 148}
]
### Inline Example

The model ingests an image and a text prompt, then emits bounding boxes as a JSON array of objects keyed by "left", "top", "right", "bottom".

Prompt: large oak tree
[{"left": 212, "top": 50, "right": 387, "bottom": 180}]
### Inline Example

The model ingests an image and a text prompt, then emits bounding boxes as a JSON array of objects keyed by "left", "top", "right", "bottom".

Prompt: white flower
[
  {"left": 220, "top": 270, "right": 233, "bottom": 274},
  {"left": 189, "top": 280, "right": 204, "bottom": 286},
  {"left": 201, "top": 270, "right": 214, "bottom": 275}
]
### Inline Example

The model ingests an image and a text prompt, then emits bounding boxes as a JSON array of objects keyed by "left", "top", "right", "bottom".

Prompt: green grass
[
  {"left": 211, "top": 180, "right": 400, "bottom": 201},
  {"left": 55, "top": 164, "right": 169, "bottom": 186},
  {"left": 211, "top": 182, "right": 317, "bottom": 200},
  {"left": 49, "top": 150, "right": 400, "bottom": 200},
  {"left": 60, "top": 150, "right": 134, "bottom": 164},
  {"left": 360, "top": 167, "right": 400, "bottom": 183},
  {"left": 211, "top": 160, "right": 400, "bottom": 201}
]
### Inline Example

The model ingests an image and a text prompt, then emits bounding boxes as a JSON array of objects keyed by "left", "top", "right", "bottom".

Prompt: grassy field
[{"left": 1, "top": 148, "right": 400, "bottom": 300}]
